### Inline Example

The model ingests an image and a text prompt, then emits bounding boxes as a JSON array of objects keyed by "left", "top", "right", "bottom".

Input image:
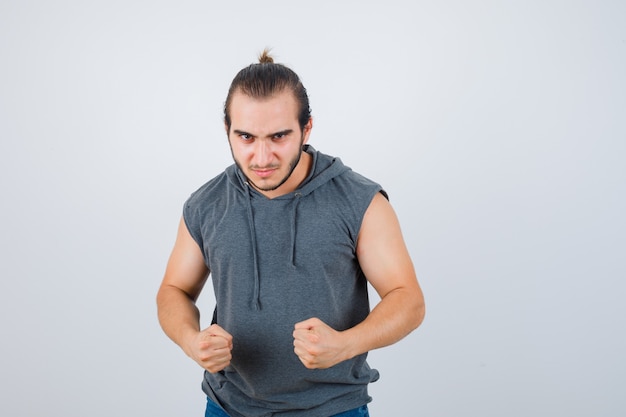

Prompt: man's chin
[{"left": 247, "top": 178, "right": 281, "bottom": 192}]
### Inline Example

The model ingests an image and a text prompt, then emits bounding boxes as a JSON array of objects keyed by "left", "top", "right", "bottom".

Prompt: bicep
[
  {"left": 160, "top": 216, "right": 210, "bottom": 301},
  {"left": 356, "top": 193, "right": 420, "bottom": 299}
]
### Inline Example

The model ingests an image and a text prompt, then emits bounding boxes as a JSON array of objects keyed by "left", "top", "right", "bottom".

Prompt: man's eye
[
  {"left": 240, "top": 134, "right": 252, "bottom": 140},
  {"left": 273, "top": 133, "right": 286, "bottom": 139}
]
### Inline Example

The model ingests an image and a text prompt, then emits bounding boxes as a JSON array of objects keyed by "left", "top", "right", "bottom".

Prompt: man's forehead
[{"left": 229, "top": 91, "right": 300, "bottom": 129}]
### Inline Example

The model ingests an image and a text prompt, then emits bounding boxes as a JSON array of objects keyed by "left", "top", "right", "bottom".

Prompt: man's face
[{"left": 227, "top": 90, "right": 312, "bottom": 195}]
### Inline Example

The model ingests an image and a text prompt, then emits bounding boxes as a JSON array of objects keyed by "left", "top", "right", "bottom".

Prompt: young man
[{"left": 157, "top": 51, "right": 425, "bottom": 417}]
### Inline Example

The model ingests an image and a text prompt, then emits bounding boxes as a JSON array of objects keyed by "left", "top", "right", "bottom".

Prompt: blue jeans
[
  {"left": 204, "top": 397, "right": 229, "bottom": 417},
  {"left": 331, "top": 405, "right": 370, "bottom": 417},
  {"left": 205, "top": 397, "right": 370, "bottom": 417}
]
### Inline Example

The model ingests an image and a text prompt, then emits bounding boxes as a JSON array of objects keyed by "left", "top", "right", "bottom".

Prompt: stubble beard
[{"left": 231, "top": 136, "right": 305, "bottom": 192}]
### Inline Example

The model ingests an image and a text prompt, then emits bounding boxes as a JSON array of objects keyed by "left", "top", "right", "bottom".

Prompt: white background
[{"left": 1, "top": 1, "right": 624, "bottom": 416}]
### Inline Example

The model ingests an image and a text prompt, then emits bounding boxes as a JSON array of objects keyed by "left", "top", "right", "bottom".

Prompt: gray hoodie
[{"left": 184, "top": 145, "right": 384, "bottom": 417}]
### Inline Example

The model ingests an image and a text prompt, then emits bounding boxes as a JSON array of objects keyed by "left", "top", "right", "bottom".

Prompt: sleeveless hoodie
[{"left": 183, "top": 145, "right": 385, "bottom": 417}]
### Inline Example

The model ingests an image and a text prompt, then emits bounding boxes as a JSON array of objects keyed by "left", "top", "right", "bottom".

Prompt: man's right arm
[{"left": 156, "top": 216, "right": 233, "bottom": 373}]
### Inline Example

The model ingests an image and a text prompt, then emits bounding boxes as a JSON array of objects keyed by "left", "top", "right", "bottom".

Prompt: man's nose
[{"left": 253, "top": 140, "right": 273, "bottom": 166}]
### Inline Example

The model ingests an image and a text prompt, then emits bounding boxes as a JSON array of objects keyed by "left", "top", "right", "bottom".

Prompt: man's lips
[{"left": 252, "top": 168, "right": 277, "bottom": 178}]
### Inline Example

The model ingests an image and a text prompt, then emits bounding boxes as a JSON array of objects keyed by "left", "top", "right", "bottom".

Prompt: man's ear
[{"left": 302, "top": 117, "right": 313, "bottom": 144}]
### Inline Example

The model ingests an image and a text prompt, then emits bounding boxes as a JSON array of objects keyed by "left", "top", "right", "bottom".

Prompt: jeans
[
  {"left": 331, "top": 405, "right": 370, "bottom": 417},
  {"left": 204, "top": 397, "right": 229, "bottom": 417},
  {"left": 205, "top": 397, "right": 370, "bottom": 417}
]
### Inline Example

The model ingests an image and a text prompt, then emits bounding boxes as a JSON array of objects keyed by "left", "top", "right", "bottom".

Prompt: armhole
[
  {"left": 353, "top": 185, "right": 387, "bottom": 244},
  {"left": 182, "top": 201, "right": 204, "bottom": 251}
]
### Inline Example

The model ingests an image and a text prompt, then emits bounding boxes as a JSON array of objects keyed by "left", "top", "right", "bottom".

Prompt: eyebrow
[
  {"left": 233, "top": 129, "right": 252, "bottom": 137},
  {"left": 271, "top": 129, "right": 294, "bottom": 137},
  {"left": 232, "top": 129, "right": 294, "bottom": 138}
]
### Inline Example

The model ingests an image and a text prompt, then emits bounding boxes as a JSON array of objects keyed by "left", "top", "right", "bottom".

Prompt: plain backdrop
[{"left": 1, "top": 1, "right": 624, "bottom": 416}]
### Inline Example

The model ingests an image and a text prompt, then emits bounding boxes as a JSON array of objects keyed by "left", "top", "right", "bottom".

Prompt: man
[{"left": 157, "top": 50, "right": 425, "bottom": 417}]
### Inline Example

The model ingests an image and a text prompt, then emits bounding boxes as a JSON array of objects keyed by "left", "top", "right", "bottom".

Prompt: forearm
[
  {"left": 156, "top": 285, "right": 202, "bottom": 354},
  {"left": 343, "top": 286, "right": 425, "bottom": 359}
]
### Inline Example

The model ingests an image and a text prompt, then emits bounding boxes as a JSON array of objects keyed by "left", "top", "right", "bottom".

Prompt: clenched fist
[
  {"left": 293, "top": 318, "right": 351, "bottom": 369},
  {"left": 185, "top": 324, "right": 233, "bottom": 373}
]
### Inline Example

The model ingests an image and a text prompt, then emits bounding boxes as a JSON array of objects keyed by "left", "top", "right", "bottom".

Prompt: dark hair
[{"left": 224, "top": 49, "right": 312, "bottom": 131}]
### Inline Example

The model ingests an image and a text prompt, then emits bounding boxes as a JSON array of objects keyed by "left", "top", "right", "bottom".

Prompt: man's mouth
[{"left": 252, "top": 168, "right": 277, "bottom": 178}]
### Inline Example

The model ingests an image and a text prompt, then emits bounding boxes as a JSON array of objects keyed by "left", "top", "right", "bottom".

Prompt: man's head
[
  {"left": 224, "top": 51, "right": 313, "bottom": 197},
  {"left": 224, "top": 49, "right": 311, "bottom": 133}
]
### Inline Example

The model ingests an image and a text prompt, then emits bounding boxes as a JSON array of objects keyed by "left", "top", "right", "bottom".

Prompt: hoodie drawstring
[
  {"left": 290, "top": 192, "right": 302, "bottom": 267},
  {"left": 244, "top": 185, "right": 303, "bottom": 310},
  {"left": 244, "top": 182, "right": 262, "bottom": 310}
]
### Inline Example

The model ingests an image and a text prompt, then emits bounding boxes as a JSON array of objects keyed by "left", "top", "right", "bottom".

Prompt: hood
[{"left": 224, "top": 145, "right": 350, "bottom": 309}]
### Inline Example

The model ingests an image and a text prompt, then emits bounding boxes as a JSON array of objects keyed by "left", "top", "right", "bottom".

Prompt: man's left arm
[{"left": 293, "top": 192, "right": 425, "bottom": 369}]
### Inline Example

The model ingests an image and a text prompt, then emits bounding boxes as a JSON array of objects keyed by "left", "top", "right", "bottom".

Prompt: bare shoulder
[
  {"left": 160, "top": 216, "right": 209, "bottom": 301},
  {"left": 357, "top": 192, "right": 418, "bottom": 298},
  {"left": 359, "top": 192, "right": 403, "bottom": 241}
]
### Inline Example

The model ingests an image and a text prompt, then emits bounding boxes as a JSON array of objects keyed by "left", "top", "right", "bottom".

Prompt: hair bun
[{"left": 258, "top": 48, "right": 274, "bottom": 64}]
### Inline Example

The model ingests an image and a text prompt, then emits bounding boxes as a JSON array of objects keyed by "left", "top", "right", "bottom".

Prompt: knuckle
[{"left": 307, "top": 346, "right": 320, "bottom": 357}]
